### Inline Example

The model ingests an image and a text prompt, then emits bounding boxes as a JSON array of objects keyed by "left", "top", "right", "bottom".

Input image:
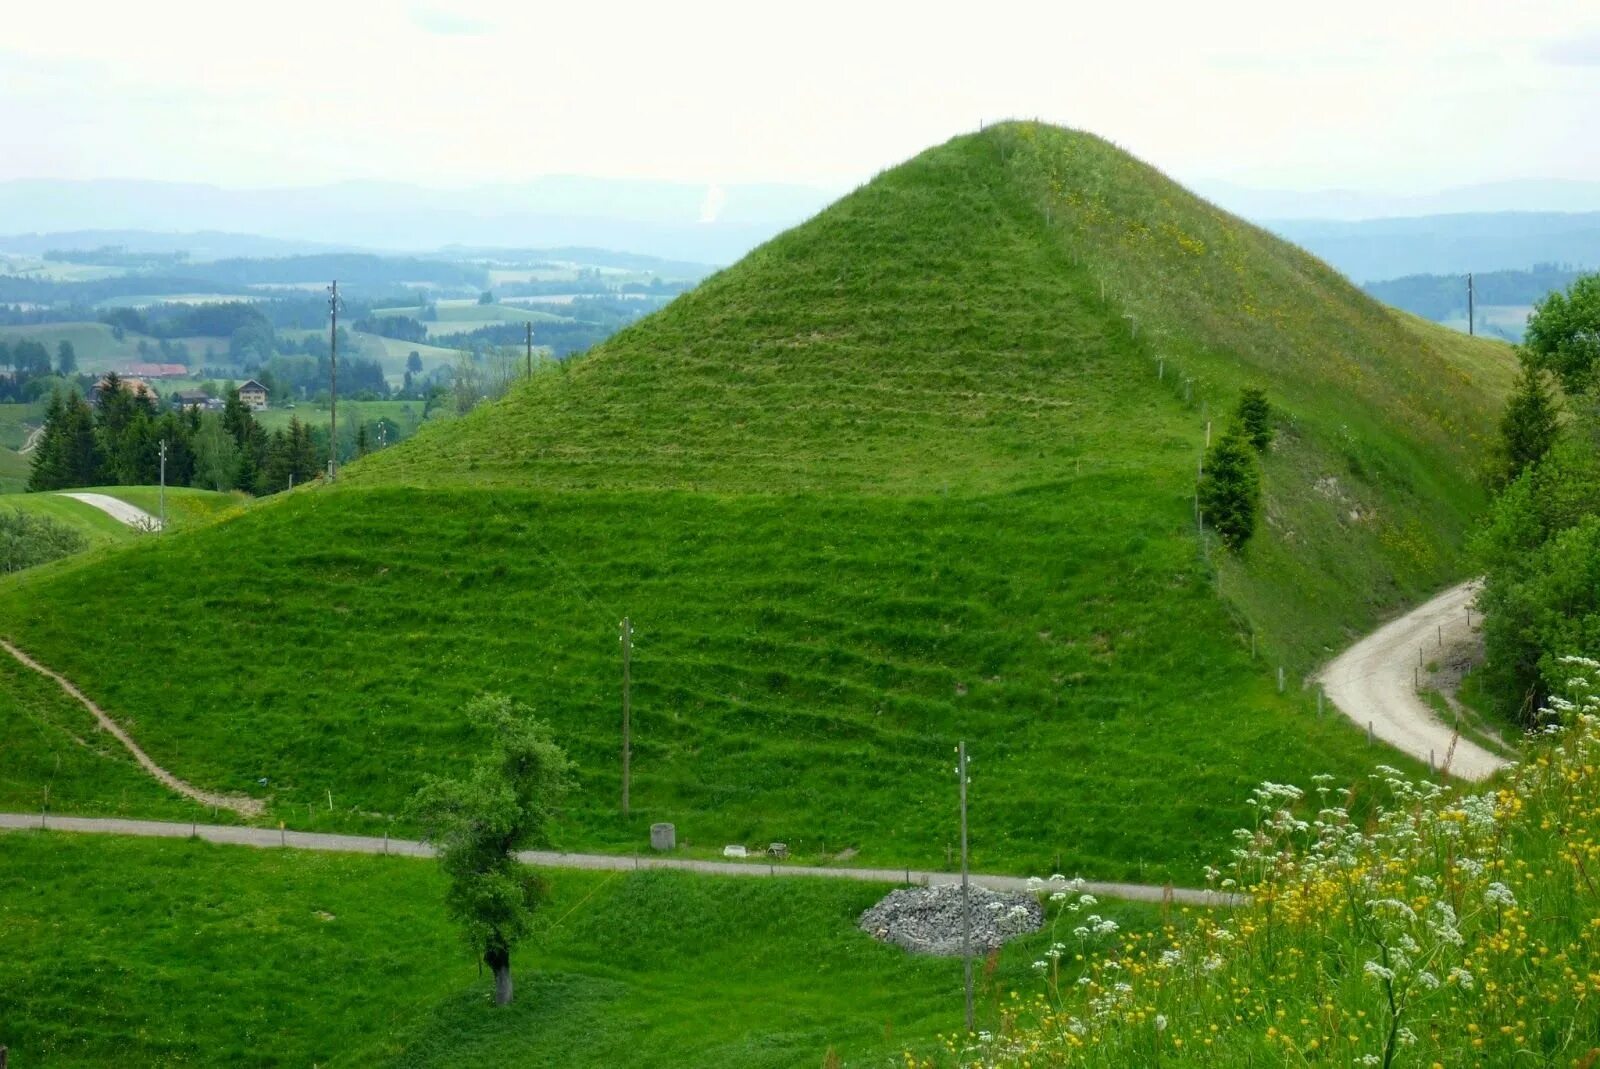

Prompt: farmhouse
[
  {"left": 92, "top": 375, "right": 158, "bottom": 405},
  {"left": 237, "top": 380, "right": 270, "bottom": 410},
  {"left": 172, "top": 389, "right": 219, "bottom": 411}
]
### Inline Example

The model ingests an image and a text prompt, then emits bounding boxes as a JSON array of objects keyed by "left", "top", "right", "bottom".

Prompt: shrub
[{"left": 0, "top": 508, "right": 89, "bottom": 573}]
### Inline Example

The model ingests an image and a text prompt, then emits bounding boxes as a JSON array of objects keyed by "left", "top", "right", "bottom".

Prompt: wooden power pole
[
  {"left": 158, "top": 439, "right": 167, "bottom": 532},
  {"left": 958, "top": 740, "right": 974, "bottom": 1033},
  {"left": 324, "top": 281, "right": 337, "bottom": 476},
  {"left": 1467, "top": 273, "right": 1475, "bottom": 336},
  {"left": 621, "top": 616, "right": 633, "bottom": 816},
  {"left": 328, "top": 280, "right": 340, "bottom": 480}
]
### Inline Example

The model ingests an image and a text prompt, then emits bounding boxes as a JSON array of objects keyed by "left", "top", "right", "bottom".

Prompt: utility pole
[
  {"left": 157, "top": 439, "right": 167, "bottom": 533},
  {"left": 958, "top": 740, "right": 974, "bottom": 1033},
  {"left": 1467, "top": 273, "right": 1475, "bottom": 336},
  {"left": 526, "top": 321, "right": 533, "bottom": 379},
  {"left": 621, "top": 616, "right": 633, "bottom": 816},
  {"left": 328, "top": 280, "right": 340, "bottom": 481}
]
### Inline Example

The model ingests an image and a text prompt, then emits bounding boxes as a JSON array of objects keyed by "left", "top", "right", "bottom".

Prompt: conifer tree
[
  {"left": 1235, "top": 387, "right": 1273, "bottom": 452},
  {"left": 27, "top": 391, "right": 68, "bottom": 491},
  {"left": 1198, "top": 426, "right": 1261, "bottom": 550},
  {"left": 60, "top": 391, "right": 101, "bottom": 487},
  {"left": 1500, "top": 353, "right": 1561, "bottom": 484}
]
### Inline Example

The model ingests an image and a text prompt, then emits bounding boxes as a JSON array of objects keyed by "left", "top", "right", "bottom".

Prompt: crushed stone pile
[{"left": 858, "top": 884, "right": 1044, "bottom": 956}]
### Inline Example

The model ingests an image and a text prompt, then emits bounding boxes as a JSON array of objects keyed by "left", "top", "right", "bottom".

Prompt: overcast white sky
[{"left": 2, "top": 0, "right": 1597, "bottom": 193}]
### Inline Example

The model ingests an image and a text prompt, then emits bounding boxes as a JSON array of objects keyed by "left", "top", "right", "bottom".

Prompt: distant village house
[
  {"left": 172, "top": 388, "right": 221, "bottom": 412},
  {"left": 237, "top": 380, "right": 270, "bottom": 410},
  {"left": 92, "top": 375, "right": 158, "bottom": 405}
]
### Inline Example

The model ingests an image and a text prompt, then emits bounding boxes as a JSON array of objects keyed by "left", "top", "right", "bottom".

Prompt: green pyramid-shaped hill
[{"left": 0, "top": 124, "right": 1515, "bottom": 881}]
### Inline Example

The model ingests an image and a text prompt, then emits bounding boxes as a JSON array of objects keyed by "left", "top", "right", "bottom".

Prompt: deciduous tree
[
  {"left": 1524, "top": 272, "right": 1600, "bottom": 394},
  {"left": 410, "top": 694, "right": 570, "bottom": 1006}
]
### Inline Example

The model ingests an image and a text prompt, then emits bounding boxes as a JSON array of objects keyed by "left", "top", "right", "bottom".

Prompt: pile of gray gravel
[{"left": 858, "top": 884, "right": 1044, "bottom": 956}]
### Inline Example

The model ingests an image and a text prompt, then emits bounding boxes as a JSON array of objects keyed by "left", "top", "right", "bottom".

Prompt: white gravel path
[
  {"left": 57, "top": 492, "right": 162, "bottom": 531},
  {"left": 1318, "top": 580, "right": 1512, "bottom": 782},
  {"left": 0, "top": 814, "right": 1241, "bottom": 906}
]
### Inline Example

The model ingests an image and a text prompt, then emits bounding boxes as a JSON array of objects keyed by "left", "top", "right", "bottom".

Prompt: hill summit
[{"left": 0, "top": 124, "right": 1515, "bottom": 881}]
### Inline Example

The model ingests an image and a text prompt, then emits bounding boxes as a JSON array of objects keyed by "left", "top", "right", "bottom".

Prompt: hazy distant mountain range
[
  {"left": 1, "top": 174, "right": 1597, "bottom": 281},
  {"left": 1264, "top": 213, "right": 1600, "bottom": 282},
  {"left": 0, "top": 176, "right": 832, "bottom": 264},
  {"left": 1196, "top": 177, "right": 1600, "bottom": 221}
]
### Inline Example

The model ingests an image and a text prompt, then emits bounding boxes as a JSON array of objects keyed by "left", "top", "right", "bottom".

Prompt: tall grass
[{"left": 936, "top": 657, "right": 1600, "bottom": 1066}]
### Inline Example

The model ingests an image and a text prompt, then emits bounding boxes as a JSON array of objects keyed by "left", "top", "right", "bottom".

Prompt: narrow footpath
[
  {"left": 0, "top": 813, "right": 1239, "bottom": 907},
  {"left": 1318, "top": 580, "right": 1512, "bottom": 782},
  {"left": 0, "top": 639, "right": 262, "bottom": 817}
]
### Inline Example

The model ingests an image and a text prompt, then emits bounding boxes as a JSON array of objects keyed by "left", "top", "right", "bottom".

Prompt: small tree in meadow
[
  {"left": 1199, "top": 427, "right": 1261, "bottom": 550},
  {"left": 1234, "top": 387, "right": 1273, "bottom": 452},
  {"left": 410, "top": 694, "right": 571, "bottom": 1006}
]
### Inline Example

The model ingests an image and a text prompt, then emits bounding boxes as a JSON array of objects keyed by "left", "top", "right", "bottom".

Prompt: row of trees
[
  {"left": 1476, "top": 271, "right": 1600, "bottom": 721},
  {"left": 28, "top": 375, "right": 325, "bottom": 495}
]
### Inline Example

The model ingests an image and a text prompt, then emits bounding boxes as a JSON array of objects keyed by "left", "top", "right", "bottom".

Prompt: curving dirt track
[{"left": 1318, "top": 580, "right": 1511, "bottom": 782}]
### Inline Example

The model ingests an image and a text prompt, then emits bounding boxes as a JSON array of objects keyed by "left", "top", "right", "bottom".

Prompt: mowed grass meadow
[
  {"left": 0, "top": 831, "right": 1161, "bottom": 1067},
  {"left": 0, "top": 485, "right": 1414, "bottom": 883}
]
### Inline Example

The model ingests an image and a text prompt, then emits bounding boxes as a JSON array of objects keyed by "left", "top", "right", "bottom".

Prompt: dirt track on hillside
[{"left": 1318, "top": 580, "right": 1511, "bottom": 782}]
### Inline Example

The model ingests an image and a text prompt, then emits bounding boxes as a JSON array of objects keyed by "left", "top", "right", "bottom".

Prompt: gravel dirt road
[{"left": 1318, "top": 580, "right": 1511, "bottom": 782}]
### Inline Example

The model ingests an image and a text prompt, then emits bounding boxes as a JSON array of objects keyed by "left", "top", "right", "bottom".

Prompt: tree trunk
[{"left": 485, "top": 944, "right": 513, "bottom": 1006}]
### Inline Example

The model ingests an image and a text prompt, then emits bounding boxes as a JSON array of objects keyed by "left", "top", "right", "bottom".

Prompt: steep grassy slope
[
  {"left": 0, "top": 833, "right": 1130, "bottom": 1067},
  {"left": 0, "top": 487, "right": 1395, "bottom": 878},
  {"left": 0, "top": 124, "right": 1513, "bottom": 881}
]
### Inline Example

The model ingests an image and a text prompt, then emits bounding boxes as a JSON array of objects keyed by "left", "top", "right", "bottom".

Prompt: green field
[
  {"left": 0, "top": 125, "right": 1513, "bottom": 884},
  {"left": 373, "top": 299, "right": 572, "bottom": 326},
  {"left": 0, "top": 485, "right": 236, "bottom": 554},
  {"left": 0, "top": 649, "right": 211, "bottom": 819},
  {"left": 255, "top": 400, "right": 430, "bottom": 438},
  {"left": 0, "top": 321, "right": 143, "bottom": 367},
  {"left": 369, "top": 300, "right": 573, "bottom": 341},
  {"left": 0, "top": 447, "right": 31, "bottom": 493},
  {"left": 0, "top": 401, "right": 42, "bottom": 450},
  {"left": 0, "top": 322, "right": 231, "bottom": 374},
  {"left": 0, "top": 255, "right": 124, "bottom": 282},
  {"left": 0, "top": 493, "right": 143, "bottom": 545},
  {"left": 0, "top": 832, "right": 1136, "bottom": 1067}
]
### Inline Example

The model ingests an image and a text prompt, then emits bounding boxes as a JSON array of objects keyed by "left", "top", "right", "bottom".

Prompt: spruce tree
[
  {"left": 1198, "top": 426, "right": 1261, "bottom": 550},
  {"left": 1235, "top": 387, "right": 1273, "bottom": 452},
  {"left": 27, "top": 391, "right": 67, "bottom": 491},
  {"left": 1500, "top": 353, "right": 1561, "bottom": 484},
  {"left": 289, "top": 417, "right": 320, "bottom": 485},
  {"left": 60, "top": 392, "right": 102, "bottom": 487}
]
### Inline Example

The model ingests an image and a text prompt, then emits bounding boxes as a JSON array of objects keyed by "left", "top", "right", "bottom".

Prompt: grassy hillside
[
  {"left": 0, "top": 321, "right": 143, "bottom": 366},
  {"left": 0, "top": 833, "right": 1128, "bottom": 1067},
  {"left": 0, "top": 446, "right": 30, "bottom": 493},
  {"left": 0, "top": 486, "right": 237, "bottom": 543},
  {"left": 0, "top": 124, "right": 1513, "bottom": 882},
  {"left": 0, "top": 493, "right": 143, "bottom": 545}
]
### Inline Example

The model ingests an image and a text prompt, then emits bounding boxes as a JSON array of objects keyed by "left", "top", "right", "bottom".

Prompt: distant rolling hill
[
  {"left": 1267, "top": 212, "right": 1600, "bottom": 282},
  {"left": 0, "top": 123, "right": 1516, "bottom": 883}
]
